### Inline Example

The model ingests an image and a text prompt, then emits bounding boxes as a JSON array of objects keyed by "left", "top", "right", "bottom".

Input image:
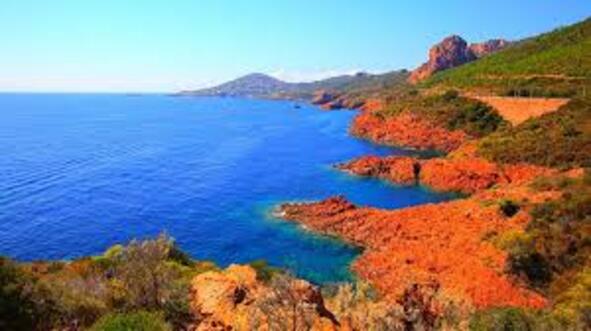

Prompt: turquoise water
[{"left": 0, "top": 94, "right": 453, "bottom": 283}]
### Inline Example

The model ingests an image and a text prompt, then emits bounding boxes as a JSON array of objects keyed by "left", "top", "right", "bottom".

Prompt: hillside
[
  {"left": 423, "top": 17, "right": 591, "bottom": 96},
  {"left": 179, "top": 70, "right": 410, "bottom": 104},
  {"left": 179, "top": 73, "right": 295, "bottom": 98}
]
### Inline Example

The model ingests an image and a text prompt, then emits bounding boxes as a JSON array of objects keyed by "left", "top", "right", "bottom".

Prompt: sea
[{"left": 0, "top": 94, "right": 454, "bottom": 283}]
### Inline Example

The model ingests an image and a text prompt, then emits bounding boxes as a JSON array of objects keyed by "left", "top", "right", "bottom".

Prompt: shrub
[
  {"left": 478, "top": 98, "right": 591, "bottom": 169},
  {"left": 469, "top": 307, "right": 533, "bottom": 331},
  {"left": 381, "top": 91, "right": 507, "bottom": 137},
  {"left": 442, "top": 89, "right": 460, "bottom": 101},
  {"left": 499, "top": 199, "right": 520, "bottom": 217},
  {"left": 0, "top": 257, "right": 35, "bottom": 331},
  {"left": 249, "top": 259, "right": 283, "bottom": 283},
  {"left": 89, "top": 311, "right": 172, "bottom": 331}
]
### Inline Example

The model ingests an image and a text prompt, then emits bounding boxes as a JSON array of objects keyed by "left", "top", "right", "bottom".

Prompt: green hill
[{"left": 424, "top": 17, "right": 591, "bottom": 97}]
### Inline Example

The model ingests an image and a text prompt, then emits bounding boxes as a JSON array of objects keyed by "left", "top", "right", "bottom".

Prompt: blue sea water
[{"left": 0, "top": 94, "right": 453, "bottom": 283}]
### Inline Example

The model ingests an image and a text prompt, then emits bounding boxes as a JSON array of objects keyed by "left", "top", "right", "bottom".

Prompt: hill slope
[
  {"left": 180, "top": 70, "right": 409, "bottom": 102},
  {"left": 423, "top": 17, "right": 591, "bottom": 96}
]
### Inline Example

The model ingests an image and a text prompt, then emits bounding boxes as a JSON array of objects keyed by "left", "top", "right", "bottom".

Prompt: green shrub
[
  {"left": 478, "top": 98, "right": 591, "bottom": 169},
  {"left": 469, "top": 307, "right": 573, "bottom": 331},
  {"left": 380, "top": 91, "right": 507, "bottom": 138},
  {"left": 0, "top": 257, "right": 35, "bottom": 331},
  {"left": 249, "top": 259, "right": 283, "bottom": 283},
  {"left": 507, "top": 171, "right": 591, "bottom": 291},
  {"left": 499, "top": 199, "right": 520, "bottom": 217},
  {"left": 89, "top": 311, "right": 172, "bottom": 331},
  {"left": 469, "top": 307, "right": 533, "bottom": 331}
]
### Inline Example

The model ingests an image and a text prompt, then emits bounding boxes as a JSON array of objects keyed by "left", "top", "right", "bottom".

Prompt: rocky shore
[
  {"left": 350, "top": 112, "right": 468, "bottom": 153},
  {"left": 274, "top": 96, "right": 584, "bottom": 311},
  {"left": 277, "top": 167, "right": 576, "bottom": 309}
]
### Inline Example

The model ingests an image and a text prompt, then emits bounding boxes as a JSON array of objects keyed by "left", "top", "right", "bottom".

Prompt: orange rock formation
[
  {"left": 351, "top": 112, "right": 468, "bottom": 153},
  {"left": 279, "top": 192, "right": 551, "bottom": 309},
  {"left": 340, "top": 154, "right": 555, "bottom": 194},
  {"left": 191, "top": 265, "right": 339, "bottom": 330}
]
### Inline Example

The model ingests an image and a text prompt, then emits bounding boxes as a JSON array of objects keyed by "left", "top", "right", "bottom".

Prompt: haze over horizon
[{"left": 1, "top": 1, "right": 589, "bottom": 93}]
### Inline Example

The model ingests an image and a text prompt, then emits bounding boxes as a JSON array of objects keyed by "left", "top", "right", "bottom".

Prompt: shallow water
[{"left": 0, "top": 94, "right": 454, "bottom": 283}]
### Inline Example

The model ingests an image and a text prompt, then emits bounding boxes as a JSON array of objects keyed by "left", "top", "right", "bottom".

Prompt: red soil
[
  {"left": 279, "top": 195, "right": 548, "bottom": 309},
  {"left": 351, "top": 112, "right": 468, "bottom": 153}
]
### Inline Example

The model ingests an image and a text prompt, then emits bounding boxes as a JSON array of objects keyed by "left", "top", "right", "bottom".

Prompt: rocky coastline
[{"left": 273, "top": 95, "right": 584, "bottom": 312}]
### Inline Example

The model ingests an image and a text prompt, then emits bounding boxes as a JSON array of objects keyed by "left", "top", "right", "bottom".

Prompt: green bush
[
  {"left": 469, "top": 307, "right": 533, "bottom": 331},
  {"left": 469, "top": 307, "right": 573, "bottom": 331},
  {"left": 380, "top": 91, "right": 507, "bottom": 138},
  {"left": 249, "top": 259, "right": 283, "bottom": 283},
  {"left": 478, "top": 98, "right": 591, "bottom": 169},
  {"left": 0, "top": 257, "right": 35, "bottom": 331},
  {"left": 499, "top": 199, "right": 520, "bottom": 217},
  {"left": 89, "top": 311, "right": 172, "bottom": 331},
  {"left": 508, "top": 174, "right": 590, "bottom": 284}
]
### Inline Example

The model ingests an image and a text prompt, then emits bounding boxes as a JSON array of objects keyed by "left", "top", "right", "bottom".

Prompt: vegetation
[
  {"left": 478, "top": 97, "right": 591, "bottom": 168},
  {"left": 499, "top": 199, "right": 520, "bottom": 217},
  {"left": 0, "top": 257, "right": 35, "bottom": 331},
  {"left": 424, "top": 18, "right": 591, "bottom": 96},
  {"left": 502, "top": 171, "right": 591, "bottom": 328},
  {"left": 469, "top": 307, "right": 574, "bottom": 331},
  {"left": 0, "top": 234, "right": 201, "bottom": 330},
  {"left": 379, "top": 89, "right": 508, "bottom": 137},
  {"left": 89, "top": 311, "right": 172, "bottom": 331},
  {"left": 248, "top": 259, "right": 284, "bottom": 283}
]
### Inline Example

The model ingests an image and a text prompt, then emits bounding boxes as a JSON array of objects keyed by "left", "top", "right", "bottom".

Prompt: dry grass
[{"left": 473, "top": 96, "right": 569, "bottom": 125}]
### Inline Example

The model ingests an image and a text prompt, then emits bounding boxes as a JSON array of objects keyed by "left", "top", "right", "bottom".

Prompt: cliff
[
  {"left": 408, "top": 35, "right": 509, "bottom": 84},
  {"left": 350, "top": 111, "right": 468, "bottom": 153}
]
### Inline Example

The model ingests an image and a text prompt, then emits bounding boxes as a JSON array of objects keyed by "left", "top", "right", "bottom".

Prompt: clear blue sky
[{"left": 0, "top": 1, "right": 589, "bottom": 92}]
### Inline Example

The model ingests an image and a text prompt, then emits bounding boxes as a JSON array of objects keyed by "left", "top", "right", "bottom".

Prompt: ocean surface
[{"left": 0, "top": 94, "right": 454, "bottom": 283}]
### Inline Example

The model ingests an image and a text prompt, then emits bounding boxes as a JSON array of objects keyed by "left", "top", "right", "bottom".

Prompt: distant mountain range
[{"left": 178, "top": 71, "right": 410, "bottom": 101}]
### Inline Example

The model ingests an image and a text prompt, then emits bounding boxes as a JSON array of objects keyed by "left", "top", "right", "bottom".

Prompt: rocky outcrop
[
  {"left": 191, "top": 265, "right": 339, "bottom": 330},
  {"left": 337, "top": 156, "right": 420, "bottom": 186},
  {"left": 311, "top": 90, "right": 365, "bottom": 110},
  {"left": 351, "top": 112, "right": 468, "bottom": 153},
  {"left": 338, "top": 155, "right": 556, "bottom": 194},
  {"left": 278, "top": 193, "right": 551, "bottom": 309},
  {"left": 469, "top": 39, "right": 510, "bottom": 57},
  {"left": 409, "top": 35, "right": 509, "bottom": 84}
]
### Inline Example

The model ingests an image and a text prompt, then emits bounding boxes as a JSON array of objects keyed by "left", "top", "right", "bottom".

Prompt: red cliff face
[
  {"left": 469, "top": 39, "right": 510, "bottom": 57},
  {"left": 408, "top": 35, "right": 509, "bottom": 84},
  {"left": 338, "top": 155, "right": 556, "bottom": 194},
  {"left": 351, "top": 112, "right": 468, "bottom": 153},
  {"left": 337, "top": 156, "right": 419, "bottom": 186}
]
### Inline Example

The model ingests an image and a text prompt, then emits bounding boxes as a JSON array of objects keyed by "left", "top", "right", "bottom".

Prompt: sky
[{"left": 0, "top": 1, "right": 589, "bottom": 92}]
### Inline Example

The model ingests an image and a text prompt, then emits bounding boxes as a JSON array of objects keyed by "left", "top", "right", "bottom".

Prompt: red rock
[
  {"left": 469, "top": 39, "right": 510, "bottom": 57},
  {"left": 350, "top": 112, "right": 468, "bottom": 153},
  {"left": 338, "top": 153, "right": 558, "bottom": 195},
  {"left": 278, "top": 196, "right": 548, "bottom": 309},
  {"left": 409, "top": 35, "right": 509, "bottom": 84},
  {"left": 338, "top": 156, "right": 419, "bottom": 186}
]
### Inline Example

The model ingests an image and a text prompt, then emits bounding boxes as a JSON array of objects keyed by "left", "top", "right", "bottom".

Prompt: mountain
[
  {"left": 408, "top": 35, "right": 509, "bottom": 83},
  {"left": 424, "top": 17, "right": 591, "bottom": 96},
  {"left": 179, "top": 70, "right": 410, "bottom": 103},
  {"left": 179, "top": 73, "right": 295, "bottom": 97}
]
